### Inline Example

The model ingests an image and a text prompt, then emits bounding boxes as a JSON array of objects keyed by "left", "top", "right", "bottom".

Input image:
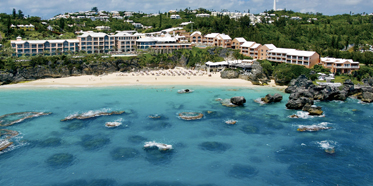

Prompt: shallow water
[{"left": 0, "top": 86, "right": 372, "bottom": 186}]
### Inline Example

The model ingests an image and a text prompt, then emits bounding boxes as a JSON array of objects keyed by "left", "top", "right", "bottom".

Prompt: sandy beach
[{"left": 4, "top": 68, "right": 286, "bottom": 88}]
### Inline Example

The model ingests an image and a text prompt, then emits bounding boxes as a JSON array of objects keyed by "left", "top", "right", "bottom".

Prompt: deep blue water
[{"left": 0, "top": 86, "right": 372, "bottom": 186}]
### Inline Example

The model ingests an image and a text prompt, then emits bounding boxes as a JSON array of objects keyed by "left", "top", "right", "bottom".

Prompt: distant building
[
  {"left": 169, "top": 10, "right": 177, "bottom": 13},
  {"left": 95, "top": 26, "right": 111, "bottom": 31},
  {"left": 136, "top": 34, "right": 192, "bottom": 53},
  {"left": 124, "top": 12, "right": 133, "bottom": 17},
  {"left": 196, "top": 14, "right": 210, "bottom": 18},
  {"left": 190, "top": 31, "right": 203, "bottom": 43},
  {"left": 241, "top": 41, "right": 262, "bottom": 59},
  {"left": 320, "top": 57, "right": 360, "bottom": 74},
  {"left": 258, "top": 44, "right": 277, "bottom": 60},
  {"left": 132, "top": 23, "right": 143, "bottom": 28},
  {"left": 170, "top": 15, "right": 181, "bottom": 19},
  {"left": 11, "top": 24, "right": 35, "bottom": 31}
]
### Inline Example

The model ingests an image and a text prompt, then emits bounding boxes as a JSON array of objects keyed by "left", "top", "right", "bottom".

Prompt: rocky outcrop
[
  {"left": 285, "top": 75, "right": 373, "bottom": 111},
  {"left": 221, "top": 70, "right": 239, "bottom": 79},
  {"left": 245, "top": 62, "right": 270, "bottom": 85},
  {"left": 230, "top": 96, "right": 246, "bottom": 106},
  {"left": 261, "top": 93, "right": 283, "bottom": 103}
]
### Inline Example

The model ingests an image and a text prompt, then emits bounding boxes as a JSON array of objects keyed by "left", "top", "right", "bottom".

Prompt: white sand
[{"left": 4, "top": 69, "right": 286, "bottom": 89}]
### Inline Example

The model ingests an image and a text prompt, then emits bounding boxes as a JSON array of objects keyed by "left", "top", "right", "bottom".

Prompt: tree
[
  {"left": 91, "top": 7, "right": 98, "bottom": 13},
  {"left": 18, "top": 10, "right": 24, "bottom": 19},
  {"left": 59, "top": 19, "right": 65, "bottom": 30},
  {"left": 12, "top": 8, "right": 16, "bottom": 19}
]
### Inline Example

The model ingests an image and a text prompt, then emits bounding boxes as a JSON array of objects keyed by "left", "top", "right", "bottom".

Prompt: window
[
  {"left": 12, "top": 44, "right": 16, "bottom": 47},
  {"left": 38, "top": 44, "right": 43, "bottom": 48},
  {"left": 70, "top": 43, "right": 74, "bottom": 46},
  {"left": 52, "top": 44, "right": 56, "bottom": 47},
  {"left": 17, "top": 44, "right": 23, "bottom": 48}
]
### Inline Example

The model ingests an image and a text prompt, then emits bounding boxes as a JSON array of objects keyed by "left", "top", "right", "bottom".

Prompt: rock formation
[
  {"left": 230, "top": 96, "right": 246, "bottom": 106},
  {"left": 285, "top": 75, "right": 373, "bottom": 112},
  {"left": 261, "top": 93, "right": 283, "bottom": 103}
]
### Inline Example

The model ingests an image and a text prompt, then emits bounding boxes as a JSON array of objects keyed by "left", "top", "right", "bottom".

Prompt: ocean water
[{"left": 0, "top": 86, "right": 372, "bottom": 186}]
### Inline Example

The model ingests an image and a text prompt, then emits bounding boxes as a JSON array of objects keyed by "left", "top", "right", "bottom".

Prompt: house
[
  {"left": 124, "top": 12, "right": 133, "bottom": 17},
  {"left": 110, "top": 11, "right": 120, "bottom": 16},
  {"left": 211, "top": 12, "right": 222, "bottom": 16},
  {"left": 47, "top": 25, "right": 53, "bottom": 31},
  {"left": 320, "top": 57, "right": 360, "bottom": 74},
  {"left": 169, "top": 10, "right": 177, "bottom": 13},
  {"left": 231, "top": 37, "right": 246, "bottom": 49},
  {"left": 257, "top": 44, "right": 276, "bottom": 60},
  {"left": 170, "top": 15, "right": 181, "bottom": 19},
  {"left": 267, "top": 48, "right": 320, "bottom": 68},
  {"left": 196, "top": 14, "right": 210, "bottom": 18},
  {"left": 290, "top": 16, "right": 302, "bottom": 20},
  {"left": 180, "top": 21, "right": 193, "bottom": 26},
  {"left": 95, "top": 26, "right": 111, "bottom": 31},
  {"left": 11, "top": 24, "right": 35, "bottom": 31},
  {"left": 132, "top": 23, "right": 143, "bottom": 28},
  {"left": 124, "top": 20, "right": 134, "bottom": 23},
  {"left": 190, "top": 31, "right": 203, "bottom": 43}
]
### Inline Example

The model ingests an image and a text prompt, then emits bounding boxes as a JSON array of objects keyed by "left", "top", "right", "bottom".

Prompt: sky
[{"left": 0, "top": 0, "right": 372, "bottom": 19}]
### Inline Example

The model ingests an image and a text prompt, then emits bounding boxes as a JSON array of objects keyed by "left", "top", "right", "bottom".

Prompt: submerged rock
[
  {"left": 177, "top": 89, "right": 194, "bottom": 94},
  {"left": 62, "top": 121, "right": 87, "bottom": 131},
  {"left": 228, "top": 164, "right": 259, "bottom": 178},
  {"left": 128, "top": 135, "right": 148, "bottom": 144},
  {"left": 38, "top": 138, "right": 62, "bottom": 147},
  {"left": 144, "top": 146, "right": 174, "bottom": 165},
  {"left": 358, "top": 92, "right": 373, "bottom": 103},
  {"left": 80, "top": 135, "right": 110, "bottom": 150},
  {"left": 110, "top": 147, "right": 140, "bottom": 160},
  {"left": 61, "top": 111, "right": 125, "bottom": 122},
  {"left": 46, "top": 153, "right": 74, "bottom": 168},
  {"left": 241, "top": 125, "right": 259, "bottom": 134},
  {"left": 199, "top": 141, "right": 231, "bottom": 152},
  {"left": 0, "top": 140, "right": 13, "bottom": 151},
  {"left": 0, "top": 112, "right": 52, "bottom": 127}
]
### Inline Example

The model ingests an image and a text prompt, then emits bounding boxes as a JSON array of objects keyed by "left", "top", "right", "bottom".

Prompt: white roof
[
  {"left": 11, "top": 39, "right": 79, "bottom": 44},
  {"left": 137, "top": 37, "right": 157, "bottom": 42},
  {"left": 241, "top": 41, "right": 255, "bottom": 48},
  {"left": 264, "top": 44, "right": 277, "bottom": 50},
  {"left": 191, "top": 31, "right": 202, "bottom": 36},
  {"left": 218, "top": 34, "right": 231, "bottom": 40},
  {"left": 269, "top": 48, "right": 297, "bottom": 54},
  {"left": 321, "top": 57, "right": 359, "bottom": 64},
  {"left": 251, "top": 43, "right": 261, "bottom": 49},
  {"left": 234, "top": 37, "right": 246, "bottom": 43},
  {"left": 287, "top": 50, "right": 316, "bottom": 57},
  {"left": 205, "top": 33, "right": 219, "bottom": 38},
  {"left": 78, "top": 32, "right": 108, "bottom": 37}
]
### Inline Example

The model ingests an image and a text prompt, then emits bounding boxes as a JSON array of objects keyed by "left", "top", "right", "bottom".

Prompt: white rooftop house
[
  {"left": 170, "top": 15, "right": 181, "bottom": 19},
  {"left": 290, "top": 16, "right": 302, "bottom": 20},
  {"left": 95, "top": 26, "right": 111, "bottom": 31},
  {"left": 196, "top": 14, "right": 210, "bottom": 18},
  {"left": 132, "top": 23, "right": 144, "bottom": 28},
  {"left": 124, "top": 12, "right": 133, "bottom": 17},
  {"left": 211, "top": 12, "right": 222, "bottom": 16},
  {"left": 180, "top": 21, "right": 193, "bottom": 26}
]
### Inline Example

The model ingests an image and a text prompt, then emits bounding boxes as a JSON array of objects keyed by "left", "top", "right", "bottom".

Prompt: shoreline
[{"left": 0, "top": 70, "right": 287, "bottom": 89}]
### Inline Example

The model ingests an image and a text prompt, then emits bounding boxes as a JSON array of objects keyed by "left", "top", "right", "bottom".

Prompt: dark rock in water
[
  {"left": 261, "top": 93, "right": 283, "bottom": 103},
  {"left": 39, "top": 138, "right": 62, "bottom": 147},
  {"left": 199, "top": 142, "right": 231, "bottom": 152},
  {"left": 128, "top": 135, "right": 148, "bottom": 144},
  {"left": 111, "top": 147, "right": 140, "bottom": 161},
  {"left": 61, "top": 111, "right": 125, "bottom": 122},
  {"left": 144, "top": 147, "right": 173, "bottom": 165},
  {"left": 228, "top": 164, "right": 258, "bottom": 178},
  {"left": 0, "top": 112, "right": 52, "bottom": 127},
  {"left": 46, "top": 153, "right": 74, "bottom": 168},
  {"left": 144, "top": 122, "right": 172, "bottom": 131},
  {"left": 230, "top": 96, "right": 246, "bottom": 106},
  {"left": 62, "top": 121, "right": 87, "bottom": 131},
  {"left": 244, "top": 61, "right": 270, "bottom": 85},
  {"left": 285, "top": 75, "right": 313, "bottom": 93},
  {"left": 358, "top": 92, "right": 373, "bottom": 103},
  {"left": 221, "top": 70, "right": 239, "bottom": 79},
  {"left": 286, "top": 96, "right": 314, "bottom": 110},
  {"left": 302, "top": 104, "right": 323, "bottom": 115},
  {"left": 80, "top": 135, "right": 110, "bottom": 150},
  {"left": 241, "top": 125, "right": 259, "bottom": 134}
]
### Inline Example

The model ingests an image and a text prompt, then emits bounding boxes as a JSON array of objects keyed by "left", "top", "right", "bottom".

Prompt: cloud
[{"left": 0, "top": 0, "right": 372, "bottom": 18}]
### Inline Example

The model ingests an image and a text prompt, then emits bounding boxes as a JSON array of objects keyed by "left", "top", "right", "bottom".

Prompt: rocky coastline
[{"left": 285, "top": 75, "right": 373, "bottom": 113}]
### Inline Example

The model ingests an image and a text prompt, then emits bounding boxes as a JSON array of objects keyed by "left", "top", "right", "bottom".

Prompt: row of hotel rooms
[{"left": 11, "top": 30, "right": 359, "bottom": 74}]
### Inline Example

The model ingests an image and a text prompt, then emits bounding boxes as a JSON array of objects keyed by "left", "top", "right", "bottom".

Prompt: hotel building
[
  {"left": 320, "top": 57, "right": 360, "bottom": 74},
  {"left": 267, "top": 48, "right": 320, "bottom": 68}
]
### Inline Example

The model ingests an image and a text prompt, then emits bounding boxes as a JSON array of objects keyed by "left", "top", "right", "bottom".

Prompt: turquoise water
[{"left": 0, "top": 86, "right": 372, "bottom": 186}]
